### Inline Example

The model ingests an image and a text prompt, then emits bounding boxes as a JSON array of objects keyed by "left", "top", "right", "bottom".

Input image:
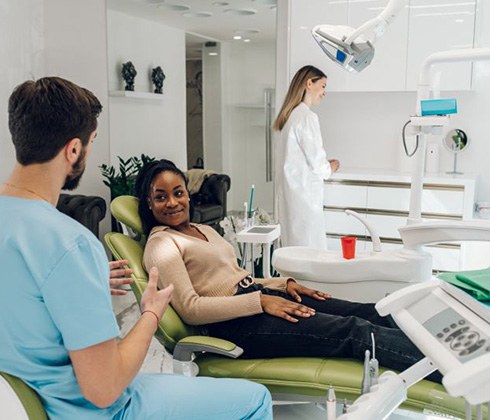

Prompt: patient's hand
[
  {"left": 109, "top": 260, "right": 134, "bottom": 296},
  {"left": 286, "top": 279, "right": 332, "bottom": 303},
  {"left": 260, "top": 294, "right": 316, "bottom": 323}
]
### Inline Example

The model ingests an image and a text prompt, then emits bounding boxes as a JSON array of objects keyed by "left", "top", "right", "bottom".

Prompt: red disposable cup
[{"left": 341, "top": 236, "right": 356, "bottom": 259}]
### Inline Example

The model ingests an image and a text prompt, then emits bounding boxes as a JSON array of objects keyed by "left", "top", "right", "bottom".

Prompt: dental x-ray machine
[{"left": 312, "top": 0, "right": 404, "bottom": 72}]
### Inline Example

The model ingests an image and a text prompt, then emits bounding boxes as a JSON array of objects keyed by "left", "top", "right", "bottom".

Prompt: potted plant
[
  {"left": 100, "top": 154, "right": 155, "bottom": 232},
  {"left": 99, "top": 154, "right": 155, "bottom": 199}
]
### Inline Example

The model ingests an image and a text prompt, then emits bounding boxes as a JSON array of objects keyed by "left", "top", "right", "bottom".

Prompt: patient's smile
[{"left": 149, "top": 170, "right": 191, "bottom": 229}]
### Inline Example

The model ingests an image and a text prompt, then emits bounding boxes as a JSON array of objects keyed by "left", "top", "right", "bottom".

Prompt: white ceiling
[{"left": 107, "top": 0, "right": 277, "bottom": 59}]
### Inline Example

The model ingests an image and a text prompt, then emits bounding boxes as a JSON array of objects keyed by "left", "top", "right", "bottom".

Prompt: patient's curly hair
[{"left": 135, "top": 159, "right": 192, "bottom": 235}]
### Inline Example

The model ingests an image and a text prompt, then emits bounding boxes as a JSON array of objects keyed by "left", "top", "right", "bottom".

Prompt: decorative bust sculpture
[
  {"left": 121, "top": 61, "right": 137, "bottom": 91},
  {"left": 151, "top": 66, "right": 166, "bottom": 94}
]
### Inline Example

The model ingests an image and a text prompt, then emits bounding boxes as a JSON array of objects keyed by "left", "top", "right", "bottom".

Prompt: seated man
[{"left": 0, "top": 77, "right": 272, "bottom": 419}]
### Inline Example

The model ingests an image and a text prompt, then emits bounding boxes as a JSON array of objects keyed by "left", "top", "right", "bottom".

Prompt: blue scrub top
[{"left": 0, "top": 197, "right": 132, "bottom": 419}]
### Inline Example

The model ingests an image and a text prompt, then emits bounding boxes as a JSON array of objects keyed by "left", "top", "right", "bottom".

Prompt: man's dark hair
[
  {"left": 8, "top": 77, "right": 102, "bottom": 165},
  {"left": 135, "top": 159, "right": 192, "bottom": 236}
]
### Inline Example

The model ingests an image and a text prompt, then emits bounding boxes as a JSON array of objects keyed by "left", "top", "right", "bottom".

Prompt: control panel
[{"left": 423, "top": 308, "right": 490, "bottom": 362}]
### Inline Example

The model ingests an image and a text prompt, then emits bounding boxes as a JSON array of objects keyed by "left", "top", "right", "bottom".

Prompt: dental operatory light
[{"left": 312, "top": 0, "right": 406, "bottom": 72}]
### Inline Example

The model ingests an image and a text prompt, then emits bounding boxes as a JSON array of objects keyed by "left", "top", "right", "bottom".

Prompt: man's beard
[{"left": 62, "top": 148, "right": 86, "bottom": 191}]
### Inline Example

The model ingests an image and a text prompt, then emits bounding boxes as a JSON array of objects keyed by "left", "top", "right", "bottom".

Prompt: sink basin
[{"left": 272, "top": 246, "right": 433, "bottom": 303}]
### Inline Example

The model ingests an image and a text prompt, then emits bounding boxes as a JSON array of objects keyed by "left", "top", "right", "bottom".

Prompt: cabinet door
[
  {"left": 405, "top": 0, "right": 476, "bottom": 91},
  {"left": 346, "top": 0, "right": 409, "bottom": 91}
]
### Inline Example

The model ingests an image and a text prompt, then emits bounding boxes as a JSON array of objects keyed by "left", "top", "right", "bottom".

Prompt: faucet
[{"left": 345, "top": 210, "right": 382, "bottom": 252}]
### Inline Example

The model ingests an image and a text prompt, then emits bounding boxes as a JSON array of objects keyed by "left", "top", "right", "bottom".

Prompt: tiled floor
[{"left": 113, "top": 293, "right": 462, "bottom": 420}]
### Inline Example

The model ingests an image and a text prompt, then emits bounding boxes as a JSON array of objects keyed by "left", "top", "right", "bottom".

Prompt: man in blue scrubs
[{"left": 0, "top": 77, "right": 272, "bottom": 419}]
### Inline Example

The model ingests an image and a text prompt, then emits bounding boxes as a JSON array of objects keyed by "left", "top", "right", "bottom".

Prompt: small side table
[{"left": 236, "top": 225, "right": 281, "bottom": 278}]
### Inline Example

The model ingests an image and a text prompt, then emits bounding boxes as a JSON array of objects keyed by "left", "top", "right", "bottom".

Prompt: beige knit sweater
[{"left": 143, "top": 224, "right": 289, "bottom": 325}]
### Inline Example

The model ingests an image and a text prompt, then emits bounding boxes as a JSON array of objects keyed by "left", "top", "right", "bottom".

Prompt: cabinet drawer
[
  {"left": 367, "top": 186, "right": 464, "bottom": 215},
  {"left": 324, "top": 184, "right": 367, "bottom": 208},
  {"left": 324, "top": 210, "right": 367, "bottom": 236}
]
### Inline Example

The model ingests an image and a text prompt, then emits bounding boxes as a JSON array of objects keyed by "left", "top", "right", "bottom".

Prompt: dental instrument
[
  {"left": 312, "top": 0, "right": 405, "bottom": 72},
  {"left": 248, "top": 185, "right": 255, "bottom": 220},
  {"left": 326, "top": 384, "right": 337, "bottom": 420},
  {"left": 369, "top": 333, "right": 379, "bottom": 387},
  {"left": 361, "top": 350, "right": 371, "bottom": 394}
]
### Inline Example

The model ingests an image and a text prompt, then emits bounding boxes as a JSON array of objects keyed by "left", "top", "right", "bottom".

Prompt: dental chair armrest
[{"left": 173, "top": 336, "right": 243, "bottom": 362}]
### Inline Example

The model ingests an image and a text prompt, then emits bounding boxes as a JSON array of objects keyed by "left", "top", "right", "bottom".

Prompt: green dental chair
[
  {"left": 105, "top": 195, "right": 476, "bottom": 418},
  {"left": 0, "top": 372, "right": 47, "bottom": 419}
]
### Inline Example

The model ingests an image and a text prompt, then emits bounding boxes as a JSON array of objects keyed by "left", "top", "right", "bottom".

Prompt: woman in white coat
[{"left": 273, "top": 65, "right": 339, "bottom": 250}]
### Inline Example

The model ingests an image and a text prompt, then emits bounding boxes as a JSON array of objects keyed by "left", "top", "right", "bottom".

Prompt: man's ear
[{"left": 65, "top": 138, "right": 82, "bottom": 164}]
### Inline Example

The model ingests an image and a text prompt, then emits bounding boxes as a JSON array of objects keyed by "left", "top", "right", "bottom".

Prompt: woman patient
[{"left": 137, "top": 159, "right": 437, "bottom": 378}]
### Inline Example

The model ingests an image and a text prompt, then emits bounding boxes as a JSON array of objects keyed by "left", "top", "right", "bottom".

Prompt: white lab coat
[{"left": 275, "top": 102, "right": 332, "bottom": 250}]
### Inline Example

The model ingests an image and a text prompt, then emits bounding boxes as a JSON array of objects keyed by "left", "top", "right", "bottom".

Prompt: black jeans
[{"left": 205, "top": 285, "right": 441, "bottom": 382}]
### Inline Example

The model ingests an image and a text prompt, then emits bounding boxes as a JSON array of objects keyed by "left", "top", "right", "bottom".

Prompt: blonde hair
[{"left": 273, "top": 65, "right": 327, "bottom": 131}]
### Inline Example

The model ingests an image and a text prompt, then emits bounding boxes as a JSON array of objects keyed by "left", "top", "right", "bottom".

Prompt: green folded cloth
[{"left": 438, "top": 267, "right": 490, "bottom": 302}]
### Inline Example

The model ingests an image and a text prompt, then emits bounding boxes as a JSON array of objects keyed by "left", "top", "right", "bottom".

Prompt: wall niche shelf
[{"left": 109, "top": 90, "right": 164, "bottom": 100}]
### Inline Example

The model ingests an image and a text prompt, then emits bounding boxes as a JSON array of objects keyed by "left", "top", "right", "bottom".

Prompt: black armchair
[
  {"left": 189, "top": 174, "right": 231, "bottom": 232},
  {"left": 56, "top": 193, "right": 107, "bottom": 238}
]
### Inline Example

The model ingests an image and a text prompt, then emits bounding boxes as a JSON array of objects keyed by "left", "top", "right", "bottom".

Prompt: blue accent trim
[
  {"left": 336, "top": 49, "right": 346, "bottom": 63},
  {"left": 421, "top": 98, "right": 458, "bottom": 116}
]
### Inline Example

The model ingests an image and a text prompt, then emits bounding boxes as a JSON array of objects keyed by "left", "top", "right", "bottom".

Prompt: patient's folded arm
[{"left": 173, "top": 336, "right": 243, "bottom": 362}]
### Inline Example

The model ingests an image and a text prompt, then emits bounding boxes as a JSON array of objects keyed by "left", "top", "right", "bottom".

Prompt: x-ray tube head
[
  {"left": 312, "top": 24, "right": 375, "bottom": 72},
  {"left": 312, "top": 0, "right": 405, "bottom": 72}
]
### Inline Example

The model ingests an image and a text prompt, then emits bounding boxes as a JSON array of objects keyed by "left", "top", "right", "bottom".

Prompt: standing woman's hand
[{"left": 329, "top": 159, "right": 340, "bottom": 172}]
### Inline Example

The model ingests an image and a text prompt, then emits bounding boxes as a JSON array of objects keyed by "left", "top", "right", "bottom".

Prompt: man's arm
[{"left": 69, "top": 267, "right": 173, "bottom": 408}]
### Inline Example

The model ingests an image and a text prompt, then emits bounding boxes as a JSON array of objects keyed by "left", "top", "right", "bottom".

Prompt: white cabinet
[
  {"left": 287, "top": 0, "right": 476, "bottom": 92},
  {"left": 324, "top": 170, "right": 478, "bottom": 271}
]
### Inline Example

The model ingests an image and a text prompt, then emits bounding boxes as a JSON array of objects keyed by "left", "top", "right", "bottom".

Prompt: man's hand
[
  {"left": 260, "top": 294, "right": 316, "bottom": 323},
  {"left": 329, "top": 159, "right": 340, "bottom": 172},
  {"left": 109, "top": 260, "right": 134, "bottom": 295},
  {"left": 286, "top": 279, "right": 332, "bottom": 303},
  {"left": 140, "top": 267, "right": 174, "bottom": 320}
]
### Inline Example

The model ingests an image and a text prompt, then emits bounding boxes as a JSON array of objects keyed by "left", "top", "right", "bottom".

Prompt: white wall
[
  {"left": 202, "top": 42, "right": 224, "bottom": 173},
  {"left": 224, "top": 41, "right": 276, "bottom": 213},
  {"left": 107, "top": 10, "right": 187, "bottom": 169},
  {"left": 277, "top": 0, "right": 490, "bottom": 205},
  {"left": 0, "top": 0, "right": 45, "bottom": 183},
  {"left": 44, "top": 0, "right": 111, "bottom": 200}
]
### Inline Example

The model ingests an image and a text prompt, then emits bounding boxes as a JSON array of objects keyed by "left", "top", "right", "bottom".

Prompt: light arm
[{"left": 344, "top": 0, "right": 405, "bottom": 44}]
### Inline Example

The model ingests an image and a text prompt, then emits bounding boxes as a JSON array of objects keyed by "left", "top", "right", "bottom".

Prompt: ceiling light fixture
[
  {"left": 233, "top": 35, "right": 242, "bottom": 40},
  {"left": 182, "top": 11, "right": 213, "bottom": 18},
  {"left": 159, "top": 4, "right": 190, "bottom": 11},
  {"left": 243, "top": 39, "right": 251, "bottom": 43},
  {"left": 224, "top": 8, "right": 257, "bottom": 16}
]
